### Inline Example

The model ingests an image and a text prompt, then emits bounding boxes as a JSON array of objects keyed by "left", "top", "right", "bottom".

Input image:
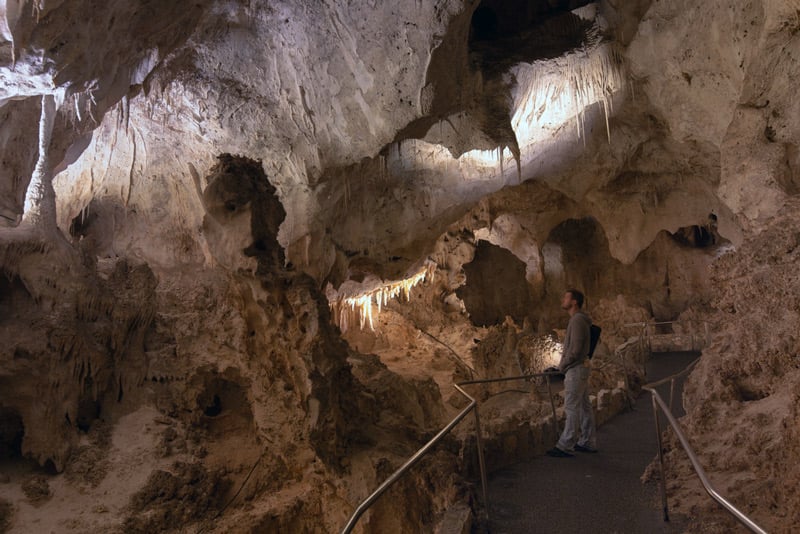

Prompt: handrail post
[
  {"left": 642, "top": 323, "right": 649, "bottom": 379},
  {"left": 651, "top": 393, "right": 670, "bottom": 522},
  {"left": 617, "top": 350, "right": 634, "bottom": 410},
  {"left": 471, "top": 404, "right": 490, "bottom": 522},
  {"left": 668, "top": 378, "right": 676, "bottom": 414},
  {"left": 546, "top": 374, "right": 559, "bottom": 437},
  {"left": 645, "top": 386, "right": 768, "bottom": 534}
]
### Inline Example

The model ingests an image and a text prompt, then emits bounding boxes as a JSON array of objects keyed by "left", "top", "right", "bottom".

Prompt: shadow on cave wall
[
  {"left": 0, "top": 407, "right": 24, "bottom": 459},
  {"left": 456, "top": 240, "right": 533, "bottom": 327},
  {"left": 469, "top": 0, "right": 598, "bottom": 74},
  {"left": 537, "top": 216, "right": 719, "bottom": 327},
  {"left": 202, "top": 154, "right": 286, "bottom": 276},
  {"left": 201, "top": 154, "right": 374, "bottom": 471}
]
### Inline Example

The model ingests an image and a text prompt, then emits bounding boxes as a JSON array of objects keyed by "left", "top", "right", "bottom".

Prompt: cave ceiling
[
  {"left": 2, "top": 2, "right": 800, "bottom": 531},
  {"left": 0, "top": 0, "right": 797, "bottom": 284}
]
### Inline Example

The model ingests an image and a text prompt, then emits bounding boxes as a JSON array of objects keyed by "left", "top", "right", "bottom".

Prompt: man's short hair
[{"left": 566, "top": 288, "right": 585, "bottom": 308}]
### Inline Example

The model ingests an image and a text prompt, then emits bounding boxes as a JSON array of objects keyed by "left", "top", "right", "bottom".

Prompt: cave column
[{"left": 25, "top": 94, "right": 57, "bottom": 233}]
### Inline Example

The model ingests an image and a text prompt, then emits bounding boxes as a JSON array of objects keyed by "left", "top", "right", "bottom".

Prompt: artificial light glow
[
  {"left": 328, "top": 260, "right": 436, "bottom": 332},
  {"left": 511, "top": 42, "right": 624, "bottom": 149},
  {"left": 459, "top": 146, "right": 515, "bottom": 170},
  {"left": 375, "top": 42, "right": 626, "bottom": 191},
  {"left": 521, "top": 335, "right": 563, "bottom": 373},
  {"left": 383, "top": 138, "right": 516, "bottom": 183},
  {"left": 545, "top": 341, "right": 563, "bottom": 369}
]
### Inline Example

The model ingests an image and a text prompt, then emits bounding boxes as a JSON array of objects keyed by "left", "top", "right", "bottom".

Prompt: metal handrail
[
  {"left": 340, "top": 382, "right": 486, "bottom": 533},
  {"left": 644, "top": 358, "right": 698, "bottom": 389},
  {"left": 458, "top": 371, "right": 562, "bottom": 437},
  {"left": 644, "top": 357, "right": 700, "bottom": 414},
  {"left": 342, "top": 335, "right": 765, "bottom": 533},
  {"left": 340, "top": 371, "right": 561, "bottom": 533},
  {"left": 624, "top": 320, "right": 680, "bottom": 327},
  {"left": 625, "top": 320, "right": 710, "bottom": 378},
  {"left": 643, "top": 362, "right": 768, "bottom": 534},
  {"left": 624, "top": 320, "right": 713, "bottom": 328}
]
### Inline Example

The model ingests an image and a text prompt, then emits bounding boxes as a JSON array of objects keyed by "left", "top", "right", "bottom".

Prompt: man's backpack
[{"left": 588, "top": 324, "right": 602, "bottom": 359}]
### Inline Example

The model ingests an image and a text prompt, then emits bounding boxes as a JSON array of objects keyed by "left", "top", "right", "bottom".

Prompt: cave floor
[{"left": 487, "top": 351, "right": 700, "bottom": 534}]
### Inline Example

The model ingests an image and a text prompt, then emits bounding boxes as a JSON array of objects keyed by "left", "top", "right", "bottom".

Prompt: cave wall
[
  {"left": 444, "top": 178, "right": 722, "bottom": 336},
  {"left": 48, "top": 0, "right": 469, "bottom": 282},
  {"left": 0, "top": 0, "right": 799, "bottom": 532},
  {"left": 0, "top": 156, "right": 388, "bottom": 531},
  {"left": 456, "top": 240, "right": 533, "bottom": 326},
  {"left": 670, "top": 200, "right": 800, "bottom": 531}
]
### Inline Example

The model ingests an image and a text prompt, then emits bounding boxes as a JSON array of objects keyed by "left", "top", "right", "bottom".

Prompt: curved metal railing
[
  {"left": 340, "top": 382, "right": 487, "bottom": 534},
  {"left": 643, "top": 360, "right": 768, "bottom": 534},
  {"left": 624, "top": 319, "right": 712, "bottom": 355},
  {"left": 340, "top": 371, "right": 561, "bottom": 534},
  {"left": 343, "top": 333, "right": 768, "bottom": 534}
]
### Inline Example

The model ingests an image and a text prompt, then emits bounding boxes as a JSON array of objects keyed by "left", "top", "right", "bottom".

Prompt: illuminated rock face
[{"left": 0, "top": 0, "right": 799, "bottom": 532}]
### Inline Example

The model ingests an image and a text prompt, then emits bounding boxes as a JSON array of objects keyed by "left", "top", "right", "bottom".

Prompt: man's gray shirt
[{"left": 558, "top": 310, "right": 592, "bottom": 372}]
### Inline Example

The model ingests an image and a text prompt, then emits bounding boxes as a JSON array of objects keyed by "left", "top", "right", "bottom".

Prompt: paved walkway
[{"left": 487, "top": 352, "right": 699, "bottom": 534}]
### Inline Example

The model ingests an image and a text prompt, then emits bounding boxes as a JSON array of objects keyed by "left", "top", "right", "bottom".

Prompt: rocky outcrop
[
  {"left": 0, "top": 151, "right": 475, "bottom": 532},
  {"left": 662, "top": 200, "right": 800, "bottom": 532},
  {"left": 0, "top": 233, "right": 156, "bottom": 469},
  {"left": 1, "top": 0, "right": 800, "bottom": 532}
]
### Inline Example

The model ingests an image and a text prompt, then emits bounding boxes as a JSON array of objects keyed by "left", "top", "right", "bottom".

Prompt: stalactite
[
  {"left": 24, "top": 94, "right": 57, "bottom": 232},
  {"left": 328, "top": 260, "right": 436, "bottom": 332},
  {"left": 513, "top": 42, "right": 624, "bottom": 146},
  {"left": 0, "top": 239, "right": 50, "bottom": 277},
  {"left": 122, "top": 94, "right": 130, "bottom": 134}
]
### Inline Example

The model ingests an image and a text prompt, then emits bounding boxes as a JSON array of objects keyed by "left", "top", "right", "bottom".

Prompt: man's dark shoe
[
  {"left": 574, "top": 444, "right": 598, "bottom": 453},
  {"left": 546, "top": 447, "right": 574, "bottom": 458}
]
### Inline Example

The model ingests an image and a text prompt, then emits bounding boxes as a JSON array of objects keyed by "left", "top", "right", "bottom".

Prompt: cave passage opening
[
  {"left": 0, "top": 407, "right": 24, "bottom": 459},
  {"left": 197, "top": 376, "right": 255, "bottom": 437},
  {"left": 542, "top": 216, "right": 611, "bottom": 309},
  {"left": 457, "top": 240, "right": 533, "bottom": 327},
  {"left": 470, "top": 0, "right": 596, "bottom": 43},
  {"left": 670, "top": 215, "right": 721, "bottom": 249},
  {"left": 0, "top": 274, "right": 33, "bottom": 319}
]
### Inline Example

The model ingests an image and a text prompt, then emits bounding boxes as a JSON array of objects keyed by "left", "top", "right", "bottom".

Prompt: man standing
[{"left": 547, "top": 289, "right": 597, "bottom": 457}]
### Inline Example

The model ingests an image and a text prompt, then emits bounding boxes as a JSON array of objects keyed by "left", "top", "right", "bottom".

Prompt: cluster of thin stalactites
[
  {"left": 328, "top": 260, "right": 436, "bottom": 332},
  {"left": 513, "top": 41, "right": 625, "bottom": 146}
]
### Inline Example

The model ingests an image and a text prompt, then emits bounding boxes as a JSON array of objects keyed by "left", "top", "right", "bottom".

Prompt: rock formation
[{"left": 0, "top": 0, "right": 798, "bottom": 532}]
